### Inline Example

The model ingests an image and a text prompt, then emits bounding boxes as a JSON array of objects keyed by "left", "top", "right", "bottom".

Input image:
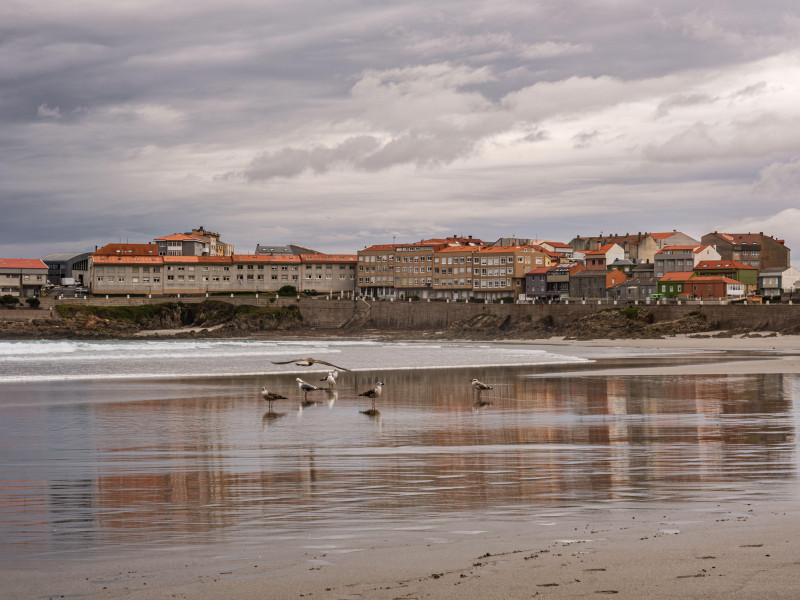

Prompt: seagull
[
  {"left": 358, "top": 381, "right": 384, "bottom": 411},
  {"left": 296, "top": 377, "right": 322, "bottom": 402},
  {"left": 271, "top": 357, "right": 350, "bottom": 371},
  {"left": 261, "top": 386, "right": 287, "bottom": 411},
  {"left": 470, "top": 378, "right": 493, "bottom": 397},
  {"left": 320, "top": 370, "right": 339, "bottom": 390}
]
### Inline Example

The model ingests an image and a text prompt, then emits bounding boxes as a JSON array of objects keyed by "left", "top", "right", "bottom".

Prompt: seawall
[{"left": 26, "top": 296, "right": 800, "bottom": 332}]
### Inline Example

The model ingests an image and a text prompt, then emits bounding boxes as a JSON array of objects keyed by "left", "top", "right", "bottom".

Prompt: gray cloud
[{"left": 2, "top": 1, "right": 800, "bottom": 262}]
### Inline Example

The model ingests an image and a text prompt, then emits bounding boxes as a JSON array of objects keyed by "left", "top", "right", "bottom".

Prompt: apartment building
[
  {"left": 582, "top": 243, "right": 624, "bottom": 270},
  {"left": 90, "top": 250, "right": 355, "bottom": 296},
  {"left": 0, "top": 258, "right": 48, "bottom": 297},
  {"left": 357, "top": 244, "right": 401, "bottom": 299},
  {"left": 431, "top": 247, "right": 476, "bottom": 300},
  {"left": 189, "top": 227, "right": 235, "bottom": 256},
  {"left": 357, "top": 236, "right": 484, "bottom": 300},
  {"left": 154, "top": 234, "right": 211, "bottom": 256},
  {"left": 570, "top": 231, "right": 699, "bottom": 262},
  {"left": 654, "top": 245, "right": 720, "bottom": 277},
  {"left": 471, "top": 245, "right": 549, "bottom": 301},
  {"left": 701, "top": 232, "right": 791, "bottom": 270}
]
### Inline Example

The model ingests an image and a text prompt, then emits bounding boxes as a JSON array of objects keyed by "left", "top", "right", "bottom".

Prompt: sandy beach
[{"left": 3, "top": 335, "right": 800, "bottom": 600}]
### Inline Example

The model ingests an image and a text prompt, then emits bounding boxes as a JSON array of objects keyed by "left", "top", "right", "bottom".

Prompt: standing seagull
[
  {"left": 320, "top": 370, "right": 339, "bottom": 390},
  {"left": 470, "top": 378, "right": 493, "bottom": 398},
  {"left": 261, "top": 387, "right": 287, "bottom": 411},
  {"left": 296, "top": 377, "right": 322, "bottom": 402},
  {"left": 358, "top": 381, "right": 384, "bottom": 411},
  {"left": 271, "top": 357, "right": 350, "bottom": 371}
]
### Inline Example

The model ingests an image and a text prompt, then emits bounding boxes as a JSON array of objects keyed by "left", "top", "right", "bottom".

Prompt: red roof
[
  {"left": 543, "top": 241, "right": 571, "bottom": 248},
  {"left": 361, "top": 244, "right": 403, "bottom": 252},
  {"left": 93, "top": 255, "right": 163, "bottom": 265},
  {"left": 477, "top": 245, "right": 533, "bottom": 253},
  {"left": 690, "top": 276, "right": 742, "bottom": 284},
  {"left": 584, "top": 243, "right": 617, "bottom": 256},
  {"left": 154, "top": 233, "right": 208, "bottom": 243},
  {"left": 649, "top": 232, "right": 677, "bottom": 240},
  {"left": 695, "top": 260, "right": 756, "bottom": 271},
  {"left": 659, "top": 271, "right": 695, "bottom": 281},
  {"left": 0, "top": 258, "right": 48, "bottom": 269},
  {"left": 163, "top": 255, "right": 233, "bottom": 264},
  {"left": 93, "top": 243, "right": 159, "bottom": 256},
  {"left": 526, "top": 267, "right": 550, "bottom": 275},
  {"left": 230, "top": 254, "right": 301, "bottom": 263},
  {"left": 299, "top": 254, "right": 357, "bottom": 263}
]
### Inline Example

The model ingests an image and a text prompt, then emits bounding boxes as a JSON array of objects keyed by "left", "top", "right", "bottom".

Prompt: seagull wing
[
  {"left": 315, "top": 360, "right": 350, "bottom": 371},
  {"left": 271, "top": 359, "right": 304, "bottom": 365}
]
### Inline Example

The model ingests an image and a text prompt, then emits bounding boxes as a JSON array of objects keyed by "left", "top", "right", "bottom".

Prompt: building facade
[
  {"left": 654, "top": 245, "right": 720, "bottom": 278},
  {"left": 0, "top": 258, "right": 49, "bottom": 297},
  {"left": 90, "top": 252, "right": 355, "bottom": 296},
  {"left": 40, "top": 252, "right": 92, "bottom": 286},
  {"left": 701, "top": 232, "right": 791, "bottom": 270}
]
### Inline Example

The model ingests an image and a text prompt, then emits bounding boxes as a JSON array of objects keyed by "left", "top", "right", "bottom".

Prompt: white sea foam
[{"left": 0, "top": 339, "right": 593, "bottom": 383}]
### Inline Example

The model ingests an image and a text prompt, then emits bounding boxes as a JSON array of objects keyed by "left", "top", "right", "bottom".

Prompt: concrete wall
[{"left": 35, "top": 295, "right": 800, "bottom": 331}]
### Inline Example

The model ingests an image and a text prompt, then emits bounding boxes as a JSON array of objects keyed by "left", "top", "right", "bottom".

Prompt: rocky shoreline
[{"left": 3, "top": 300, "right": 798, "bottom": 341}]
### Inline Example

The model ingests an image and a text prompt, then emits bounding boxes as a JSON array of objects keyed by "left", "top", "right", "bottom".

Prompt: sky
[{"left": 2, "top": 0, "right": 800, "bottom": 264}]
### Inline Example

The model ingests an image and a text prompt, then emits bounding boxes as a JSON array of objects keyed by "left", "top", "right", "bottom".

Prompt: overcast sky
[{"left": 2, "top": 1, "right": 800, "bottom": 263}]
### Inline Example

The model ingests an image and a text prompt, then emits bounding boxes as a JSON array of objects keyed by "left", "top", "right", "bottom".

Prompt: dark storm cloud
[{"left": 2, "top": 1, "right": 800, "bottom": 259}]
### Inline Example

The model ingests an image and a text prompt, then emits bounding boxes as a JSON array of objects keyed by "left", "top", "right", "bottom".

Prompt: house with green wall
[
  {"left": 658, "top": 271, "right": 695, "bottom": 297},
  {"left": 693, "top": 260, "right": 758, "bottom": 289}
]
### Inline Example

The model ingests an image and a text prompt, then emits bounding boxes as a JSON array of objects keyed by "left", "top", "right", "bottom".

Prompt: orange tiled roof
[
  {"left": 93, "top": 255, "right": 163, "bottom": 264},
  {"left": 154, "top": 233, "right": 208, "bottom": 242},
  {"left": 0, "top": 258, "right": 48, "bottom": 269},
  {"left": 690, "top": 276, "right": 742, "bottom": 284},
  {"left": 436, "top": 247, "right": 475, "bottom": 253},
  {"left": 299, "top": 254, "right": 357, "bottom": 263},
  {"left": 93, "top": 243, "right": 159, "bottom": 256},
  {"left": 163, "top": 255, "right": 232, "bottom": 264},
  {"left": 231, "top": 254, "right": 301, "bottom": 263},
  {"left": 476, "top": 245, "right": 532, "bottom": 253},
  {"left": 361, "top": 244, "right": 403, "bottom": 252},
  {"left": 543, "top": 241, "right": 572, "bottom": 248},
  {"left": 656, "top": 245, "right": 699, "bottom": 253},
  {"left": 695, "top": 260, "right": 756, "bottom": 270},
  {"left": 659, "top": 271, "right": 695, "bottom": 281},
  {"left": 583, "top": 243, "right": 617, "bottom": 255}
]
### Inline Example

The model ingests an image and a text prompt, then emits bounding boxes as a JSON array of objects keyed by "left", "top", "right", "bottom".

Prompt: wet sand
[
  {"left": 4, "top": 499, "right": 798, "bottom": 599},
  {"left": 3, "top": 336, "right": 800, "bottom": 600}
]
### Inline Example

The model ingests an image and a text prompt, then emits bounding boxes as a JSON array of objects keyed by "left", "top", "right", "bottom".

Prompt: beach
[{"left": 1, "top": 335, "right": 799, "bottom": 599}]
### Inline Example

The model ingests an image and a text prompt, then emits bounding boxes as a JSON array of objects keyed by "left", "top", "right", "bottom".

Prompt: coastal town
[{"left": 2, "top": 226, "right": 797, "bottom": 305}]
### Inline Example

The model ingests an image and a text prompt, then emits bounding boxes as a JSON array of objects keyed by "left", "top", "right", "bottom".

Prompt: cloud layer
[{"left": 2, "top": 1, "right": 800, "bottom": 262}]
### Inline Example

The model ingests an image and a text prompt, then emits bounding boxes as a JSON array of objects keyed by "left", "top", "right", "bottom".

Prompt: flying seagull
[
  {"left": 296, "top": 377, "right": 322, "bottom": 402},
  {"left": 358, "top": 381, "right": 384, "bottom": 411},
  {"left": 271, "top": 357, "right": 350, "bottom": 371},
  {"left": 261, "top": 386, "right": 287, "bottom": 411}
]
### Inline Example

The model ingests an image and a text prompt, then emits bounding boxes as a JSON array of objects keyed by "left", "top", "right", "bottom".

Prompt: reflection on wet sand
[{"left": 0, "top": 367, "right": 796, "bottom": 560}]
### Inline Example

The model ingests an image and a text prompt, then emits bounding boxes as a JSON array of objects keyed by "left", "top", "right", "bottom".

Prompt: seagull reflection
[
  {"left": 326, "top": 389, "right": 338, "bottom": 409},
  {"left": 472, "top": 400, "right": 493, "bottom": 411},
  {"left": 359, "top": 407, "right": 381, "bottom": 423},
  {"left": 262, "top": 410, "right": 287, "bottom": 426}
]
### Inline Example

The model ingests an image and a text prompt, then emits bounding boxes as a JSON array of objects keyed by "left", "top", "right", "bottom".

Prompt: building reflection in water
[{"left": 0, "top": 369, "right": 796, "bottom": 558}]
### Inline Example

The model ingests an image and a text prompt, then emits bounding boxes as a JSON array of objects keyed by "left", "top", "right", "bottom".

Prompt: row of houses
[{"left": 2, "top": 227, "right": 797, "bottom": 301}]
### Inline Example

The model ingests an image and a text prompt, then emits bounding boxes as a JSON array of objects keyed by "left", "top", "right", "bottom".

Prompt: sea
[{"left": 0, "top": 338, "right": 798, "bottom": 568}]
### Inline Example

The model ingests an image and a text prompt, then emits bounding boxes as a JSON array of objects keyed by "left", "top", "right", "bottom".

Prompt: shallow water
[{"left": 0, "top": 340, "right": 798, "bottom": 565}]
